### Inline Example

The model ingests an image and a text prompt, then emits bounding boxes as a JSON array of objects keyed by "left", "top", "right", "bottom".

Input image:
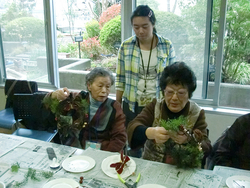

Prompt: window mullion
[
  {"left": 43, "top": 0, "right": 59, "bottom": 89},
  {"left": 213, "top": 0, "right": 227, "bottom": 106},
  {"left": 202, "top": 0, "right": 213, "bottom": 99}
]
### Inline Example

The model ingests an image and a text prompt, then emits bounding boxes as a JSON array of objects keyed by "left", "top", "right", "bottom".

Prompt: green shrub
[
  {"left": 80, "top": 36, "right": 102, "bottom": 60},
  {"left": 223, "top": 61, "right": 250, "bottom": 84},
  {"left": 85, "top": 20, "right": 100, "bottom": 38},
  {"left": 99, "top": 15, "right": 121, "bottom": 54},
  {"left": 58, "top": 42, "right": 78, "bottom": 58},
  {"left": 91, "top": 56, "right": 117, "bottom": 73},
  {"left": 4, "top": 17, "right": 44, "bottom": 43}
]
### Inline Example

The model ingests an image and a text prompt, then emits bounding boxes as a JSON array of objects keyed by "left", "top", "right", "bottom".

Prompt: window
[
  {"left": 211, "top": 0, "right": 250, "bottom": 109},
  {"left": 135, "top": 0, "right": 250, "bottom": 111},
  {"left": 54, "top": 0, "right": 121, "bottom": 91},
  {"left": 0, "top": 0, "right": 249, "bottom": 112},
  {"left": 0, "top": 0, "right": 59, "bottom": 89}
]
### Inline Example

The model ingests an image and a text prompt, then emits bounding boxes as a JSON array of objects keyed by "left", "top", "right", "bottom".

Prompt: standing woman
[{"left": 116, "top": 5, "right": 176, "bottom": 129}]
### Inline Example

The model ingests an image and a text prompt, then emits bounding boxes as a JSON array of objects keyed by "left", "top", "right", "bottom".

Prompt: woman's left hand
[{"left": 171, "top": 131, "right": 188, "bottom": 144}]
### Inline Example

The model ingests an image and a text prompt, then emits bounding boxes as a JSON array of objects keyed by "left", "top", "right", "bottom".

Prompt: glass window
[
  {"left": 0, "top": 1, "right": 49, "bottom": 83},
  {"left": 208, "top": 0, "right": 250, "bottom": 109},
  {"left": 136, "top": 0, "right": 209, "bottom": 100},
  {"left": 136, "top": 0, "right": 250, "bottom": 110},
  {"left": 54, "top": 0, "right": 121, "bottom": 91},
  {"left": 214, "top": 0, "right": 250, "bottom": 110},
  {"left": 0, "top": 0, "right": 249, "bottom": 111}
]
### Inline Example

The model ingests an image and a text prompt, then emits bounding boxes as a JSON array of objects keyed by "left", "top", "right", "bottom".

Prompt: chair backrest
[
  {"left": 5, "top": 79, "right": 38, "bottom": 108},
  {"left": 13, "top": 92, "right": 57, "bottom": 131},
  {"left": 13, "top": 93, "right": 34, "bottom": 121}
]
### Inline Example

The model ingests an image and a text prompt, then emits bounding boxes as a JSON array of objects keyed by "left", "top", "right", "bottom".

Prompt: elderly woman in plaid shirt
[{"left": 116, "top": 5, "right": 175, "bottom": 135}]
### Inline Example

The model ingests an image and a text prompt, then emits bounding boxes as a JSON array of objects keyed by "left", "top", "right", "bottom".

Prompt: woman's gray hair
[{"left": 85, "top": 67, "right": 115, "bottom": 86}]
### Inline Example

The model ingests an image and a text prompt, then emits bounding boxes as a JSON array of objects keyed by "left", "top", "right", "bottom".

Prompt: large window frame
[
  {"left": 0, "top": 0, "right": 59, "bottom": 90},
  {"left": 0, "top": 0, "right": 249, "bottom": 115}
]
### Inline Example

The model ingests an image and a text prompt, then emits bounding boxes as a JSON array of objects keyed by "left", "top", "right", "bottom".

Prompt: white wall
[
  {"left": 205, "top": 113, "right": 236, "bottom": 144},
  {"left": 0, "top": 87, "right": 238, "bottom": 144}
]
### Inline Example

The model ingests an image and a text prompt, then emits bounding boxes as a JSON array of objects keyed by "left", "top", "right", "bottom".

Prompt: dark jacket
[
  {"left": 45, "top": 91, "right": 127, "bottom": 152},
  {"left": 209, "top": 113, "right": 250, "bottom": 170},
  {"left": 127, "top": 98, "right": 211, "bottom": 164}
]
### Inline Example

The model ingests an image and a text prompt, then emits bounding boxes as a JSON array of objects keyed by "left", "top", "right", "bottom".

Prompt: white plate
[
  {"left": 0, "top": 181, "right": 5, "bottom": 188},
  {"left": 226, "top": 175, "right": 250, "bottom": 188},
  {"left": 101, "top": 155, "right": 136, "bottom": 179},
  {"left": 138, "top": 184, "right": 166, "bottom": 188},
  {"left": 43, "top": 178, "right": 79, "bottom": 188},
  {"left": 62, "top": 155, "right": 95, "bottom": 173}
]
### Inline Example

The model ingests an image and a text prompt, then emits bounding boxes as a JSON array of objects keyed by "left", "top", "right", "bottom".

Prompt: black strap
[
  {"left": 6, "top": 80, "right": 33, "bottom": 98},
  {"left": 138, "top": 35, "right": 154, "bottom": 92}
]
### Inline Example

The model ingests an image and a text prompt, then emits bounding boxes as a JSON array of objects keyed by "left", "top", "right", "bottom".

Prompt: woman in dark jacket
[
  {"left": 127, "top": 62, "right": 211, "bottom": 167},
  {"left": 208, "top": 113, "right": 250, "bottom": 170},
  {"left": 44, "top": 67, "right": 127, "bottom": 152}
]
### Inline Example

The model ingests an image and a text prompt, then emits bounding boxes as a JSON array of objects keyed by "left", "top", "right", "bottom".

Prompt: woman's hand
[
  {"left": 171, "top": 131, "right": 188, "bottom": 144},
  {"left": 51, "top": 87, "right": 70, "bottom": 101},
  {"left": 146, "top": 127, "right": 170, "bottom": 144}
]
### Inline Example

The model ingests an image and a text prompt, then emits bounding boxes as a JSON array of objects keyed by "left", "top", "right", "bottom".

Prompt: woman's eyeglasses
[{"left": 164, "top": 89, "right": 188, "bottom": 98}]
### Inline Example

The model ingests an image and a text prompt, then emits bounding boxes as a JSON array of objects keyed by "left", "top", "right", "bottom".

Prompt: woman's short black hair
[
  {"left": 130, "top": 5, "right": 157, "bottom": 33},
  {"left": 85, "top": 67, "right": 115, "bottom": 87},
  {"left": 160, "top": 62, "right": 197, "bottom": 98}
]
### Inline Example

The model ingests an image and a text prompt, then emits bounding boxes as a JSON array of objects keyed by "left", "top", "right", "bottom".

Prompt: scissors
[{"left": 117, "top": 173, "right": 141, "bottom": 188}]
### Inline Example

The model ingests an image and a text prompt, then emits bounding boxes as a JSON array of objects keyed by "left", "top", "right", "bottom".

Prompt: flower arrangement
[
  {"left": 42, "top": 91, "right": 89, "bottom": 138},
  {"left": 160, "top": 116, "right": 203, "bottom": 169}
]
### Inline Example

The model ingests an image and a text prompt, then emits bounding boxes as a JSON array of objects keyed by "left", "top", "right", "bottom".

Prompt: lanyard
[{"left": 138, "top": 35, "right": 154, "bottom": 92}]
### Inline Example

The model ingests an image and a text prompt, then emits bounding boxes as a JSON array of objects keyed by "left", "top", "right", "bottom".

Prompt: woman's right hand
[
  {"left": 51, "top": 87, "right": 70, "bottom": 101},
  {"left": 146, "top": 127, "right": 170, "bottom": 144}
]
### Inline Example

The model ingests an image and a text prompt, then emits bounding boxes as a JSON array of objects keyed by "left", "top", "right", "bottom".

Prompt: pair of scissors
[{"left": 117, "top": 173, "right": 141, "bottom": 188}]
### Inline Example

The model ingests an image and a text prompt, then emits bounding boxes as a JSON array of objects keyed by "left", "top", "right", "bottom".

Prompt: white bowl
[{"left": 0, "top": 181, "right": 5, "bottom": 188}]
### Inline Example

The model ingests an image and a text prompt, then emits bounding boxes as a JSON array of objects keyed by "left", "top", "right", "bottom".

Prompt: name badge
[{"left": 85, "top": 141, "right": 101, "bottom": 150}]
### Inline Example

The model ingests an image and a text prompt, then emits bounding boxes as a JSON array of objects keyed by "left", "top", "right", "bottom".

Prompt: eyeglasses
[{"left": 164, "top": 89, "right": 188, "bottom": 98}]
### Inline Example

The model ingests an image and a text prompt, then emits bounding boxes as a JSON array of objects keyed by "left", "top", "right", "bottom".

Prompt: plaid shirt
[{"left": 115, "top": 34, "right": 176, "bottom": 112}]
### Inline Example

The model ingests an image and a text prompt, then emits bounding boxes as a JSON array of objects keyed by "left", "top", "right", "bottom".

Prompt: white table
[{"left": 0, "top": 133, "right": 249, "bottom": 188}]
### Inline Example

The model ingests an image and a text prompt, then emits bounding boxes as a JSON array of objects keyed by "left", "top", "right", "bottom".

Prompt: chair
[
  {"left": 12, "top": 93, "right": 58, "bottom": 142},
  {"left": 0, "top": 79, "right": 38, "bottom": 133},
  {"left": 201, "top": 128, "right": 210, "bottom": 169}
]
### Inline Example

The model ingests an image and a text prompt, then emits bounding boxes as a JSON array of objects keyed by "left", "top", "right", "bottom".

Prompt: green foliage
[
  {"left": 222, "top": 0, "right": 250, "bottom": 84},
  {"left": 80, "top": 36, "right": 102, "bottom": 60},
  {"left": 58, "top": 42, "right": 78, "bottom": 58},
  {"left": 4, "top": 17, "right": 44, "bottom": 44},
  {"left": 177, "top": 0, "right": 208, "bottom": 80},
  {"left": 11, "top": 162, "right": 20, "bottom": 172},
  {"left": 85, "top": 19, "right": 100, "bottom": 38},
  {"left": 43, "top": 97, "right": 60, "bottom": 114},
  {"left": 155, "top": 11, "right": 190, "bottom": 64},
  {"left": 99, "top": 15, "right": 121, "bottom": 54},
  {"left": 0, "top": 2, "right": 32, "bottom": 25},
  {"left": 178, "top": 0, "right": 250, "bottom": 84},
  {"left": 13, "top": 168, "right": 53, "bottom": 188},
  {"left": 166, "top": 139, "right": 203, "bottom": 169},
  {"left": 91, "top": 56, "right": 117, "bottom": 73},
  {"left": 41, "top": 171, "right": 54, "bottom": 179},
  {"left": 161, "top": 116, "right": 203, "bottom": 168},
  {"left": 223, "top": 61, "right": 250, "bottom": 84},
  {"left": 160, "top": 116, "right": 187, "bottom": 132}
]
